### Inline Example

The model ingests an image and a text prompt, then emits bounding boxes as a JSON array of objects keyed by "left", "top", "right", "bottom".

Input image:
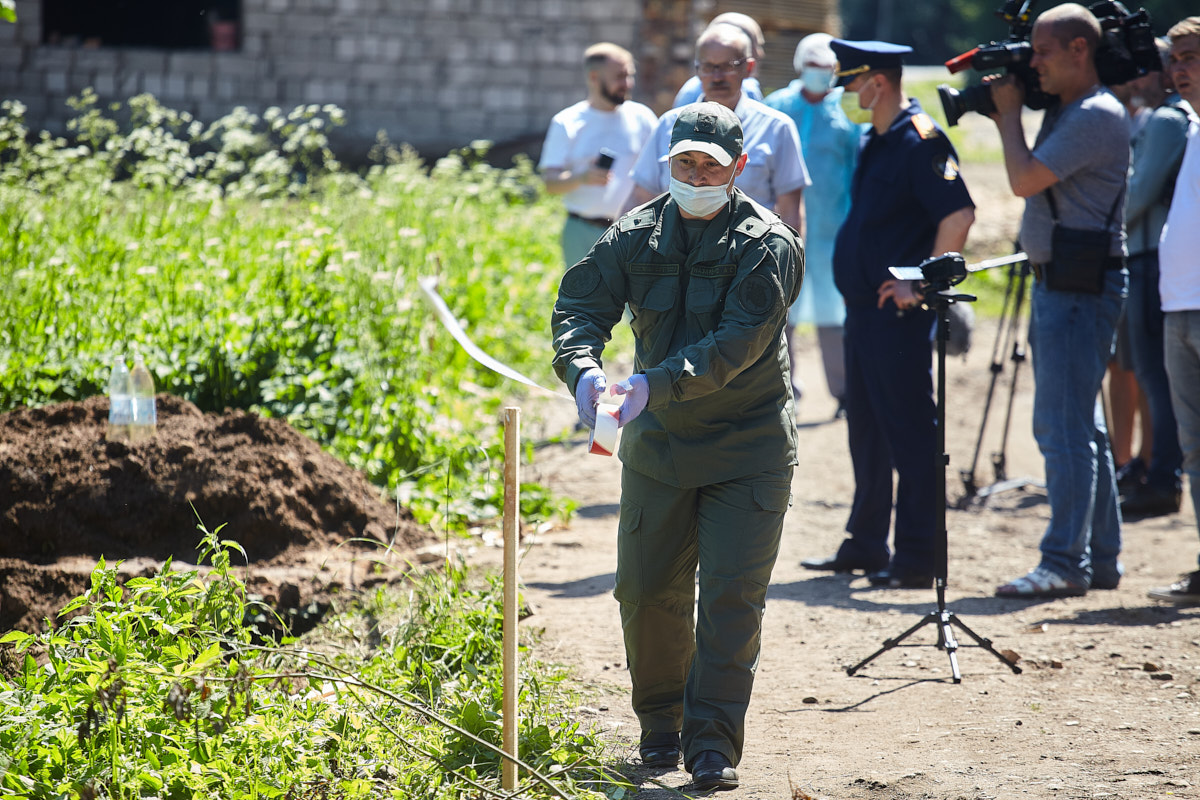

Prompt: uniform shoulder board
[
  {"left": 911, "top": 113, "right": 940, "bottom": 140},
  {"left": 733, "top": 216, "right": 769, "bottom": 239},
  {"left": 618, "top": 208, "right": 656, "bottom": 232}
]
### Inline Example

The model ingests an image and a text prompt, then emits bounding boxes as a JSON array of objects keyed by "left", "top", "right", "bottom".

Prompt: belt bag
[
  {"left": 1042, "top": 187, "right": 1122, "bottom": 295},
  {"left": 1046, "top": 225, "right": 1112, "bottom": 294}
]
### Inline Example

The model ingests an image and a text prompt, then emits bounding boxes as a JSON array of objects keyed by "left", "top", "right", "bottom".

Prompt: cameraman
[{"left": 986, "top": 3, "right": 1128, "bottom": 598}]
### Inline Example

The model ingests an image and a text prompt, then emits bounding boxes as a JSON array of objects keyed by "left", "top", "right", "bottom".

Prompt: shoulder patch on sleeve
[
  {"left": 932, "top": 153, "right": 960, "bottom": 181},
  {"left": 733, "top": 216, "right": 769, "bottom": 239},
  {"left": 911, "top": 113, "right": 940, "bottom": 140},
  {"left": 559, "top": 262, "right": 602, "bottom": 298},
  {"left": 737, "top": 272, "right": 778, "bottom": 317},
  {"left": 618, "top": 208, "right": 656, "bottom": 232}
]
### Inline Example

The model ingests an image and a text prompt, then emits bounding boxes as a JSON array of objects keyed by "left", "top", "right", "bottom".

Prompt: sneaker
[
  {"left": 1147, "top": 571, "right": 1200, "bottom": 605},
  {"left": 996, "top": 566, "right": 1087, "bottom": 598},
  {"left": 1120, "top": 483, "right": 1182, "bottom": 517}
]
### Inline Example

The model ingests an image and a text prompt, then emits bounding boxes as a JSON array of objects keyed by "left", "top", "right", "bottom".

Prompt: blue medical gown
[{"left": 764, "top": 83, "right": 862, "bottom": 327}]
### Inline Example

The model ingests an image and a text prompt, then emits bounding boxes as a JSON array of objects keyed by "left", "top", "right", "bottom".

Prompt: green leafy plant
[{"left": 0, "top": 532, "right": 626, "bottom": 799}]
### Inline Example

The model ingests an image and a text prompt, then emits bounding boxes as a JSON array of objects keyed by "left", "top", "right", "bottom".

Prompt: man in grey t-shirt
[{"left": 985, "top": 2, "right": 1128, "bottom": 599}]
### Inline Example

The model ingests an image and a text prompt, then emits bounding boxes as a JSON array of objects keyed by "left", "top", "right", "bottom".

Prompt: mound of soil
[{"left": 0, "top": 394, "right": 432, "bottom": 634}]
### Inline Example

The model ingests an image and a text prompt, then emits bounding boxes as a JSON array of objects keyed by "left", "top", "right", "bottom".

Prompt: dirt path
[{"left": 477, "top": 301, "right": 1200, "bottom": 799}]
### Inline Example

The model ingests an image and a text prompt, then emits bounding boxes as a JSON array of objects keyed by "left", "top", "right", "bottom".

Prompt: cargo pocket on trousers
[{"left": 613, "top": 504, "right": 642, "bottom": 604}]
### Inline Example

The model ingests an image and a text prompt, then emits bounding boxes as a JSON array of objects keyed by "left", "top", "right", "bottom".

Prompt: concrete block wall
[{"left": 0, "top": 0, "right": 649, "bottom": 159}]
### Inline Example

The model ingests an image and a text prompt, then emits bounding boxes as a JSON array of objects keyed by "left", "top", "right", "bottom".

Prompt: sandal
[{"left": 996, "top": 566, "right": 1087, "bottom": 598}]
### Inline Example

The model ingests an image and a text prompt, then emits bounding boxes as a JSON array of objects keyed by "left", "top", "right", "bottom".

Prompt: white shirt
[
  {"left": 1160, "top": 104, "right": 1200, "bottom": 313},
  {"left": 538, "top": 100, "right": 658, "bottom": 220},
  {"left": 631, "top": 94, "right": 811, "bottom": 210}
]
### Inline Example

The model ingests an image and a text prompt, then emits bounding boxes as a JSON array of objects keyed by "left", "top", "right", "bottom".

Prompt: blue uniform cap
[{"left": 830, "top": 39, "right": 913, "bottom": 87}]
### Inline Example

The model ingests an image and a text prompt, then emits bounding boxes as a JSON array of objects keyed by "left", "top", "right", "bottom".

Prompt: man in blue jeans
[{"left": 987, "top": 3, "right": 1128, "bottom": 597}]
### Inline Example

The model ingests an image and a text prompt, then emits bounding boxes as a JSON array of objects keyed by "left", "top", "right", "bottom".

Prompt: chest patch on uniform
[
  {"left": 933, "top": 154, "right": 960, "bottom": 181},
  {"left": 630, "top": 262, "right": 680, "bottom": 276},
  {"left": 560, "top": 262, "right": 601, "bottom": 298},
  {"left": 738, "top": 273, "right": 776, "bottom": 316},
  {"left": 619, "top": 209, "right": 656, "bottom": 232},
  {"left": 911, "top": 113, "right": 939, "bottom": 140},
  {"left": 734, "top": 217, "right": 769, "bottom": 239},
  {"left": 692, "top": 263, "right": 737, "bottom": 279}
]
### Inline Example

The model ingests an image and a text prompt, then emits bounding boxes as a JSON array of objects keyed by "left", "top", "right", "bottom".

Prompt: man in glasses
[
  {"left": 673, "top": 12, "right": 766, "bottom": 107},
  {"left": 630, "top": 23, "right": 809, "bottom": 237}
]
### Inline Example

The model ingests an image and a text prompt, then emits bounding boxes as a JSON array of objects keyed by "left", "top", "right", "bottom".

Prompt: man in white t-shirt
[
  {"left": 1149, "top": 16, "right": 1200, "bottom": 605},
  {"left": 539, "top": 43, "right": 658, "bottom": 269}
]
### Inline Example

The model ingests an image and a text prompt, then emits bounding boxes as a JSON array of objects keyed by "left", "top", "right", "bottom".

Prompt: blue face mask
[{"left": 800, "top": 67, "right": 834, "bottom": 94}]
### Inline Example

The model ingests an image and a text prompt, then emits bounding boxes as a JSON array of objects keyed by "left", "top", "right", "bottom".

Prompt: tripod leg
[
  {"left": 845, "top": 613, "right": 938, "bottom": 676},
  {"left": 980, "top": 262, "right": 1043, "bottom": 500},
  {"left": 948, "top": 614, "right": 1023, "bottom": 674},
  {"left": 961, "top": 263, "right": 1021, "bottom": 503},
  {"left": 937, "top": 611, "right": 963, "bottom": 683},
  {"left": 993, "top": 265, "right": 1030, "bottom": 485}
]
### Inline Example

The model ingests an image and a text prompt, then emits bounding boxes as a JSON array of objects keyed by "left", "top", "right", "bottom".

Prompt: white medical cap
[{"left": 794, "top": 32, "right": 837, "bottom": 73}]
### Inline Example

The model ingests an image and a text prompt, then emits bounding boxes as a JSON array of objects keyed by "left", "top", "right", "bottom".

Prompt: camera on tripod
[{"left": 936, "top": 0, "right": 1160, "bottom": 127}]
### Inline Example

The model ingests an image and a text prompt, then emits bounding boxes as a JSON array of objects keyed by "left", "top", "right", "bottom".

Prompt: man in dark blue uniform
[{"left": 800, "top": 40, "right": 975, "bottom": 587}]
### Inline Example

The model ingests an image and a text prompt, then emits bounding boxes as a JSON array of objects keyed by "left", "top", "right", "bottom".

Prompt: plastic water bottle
[
  {"left": 106, "top": 356, "right": 132, "bottom": 443},
  {"left": 129, "top": 353, "right": 157, "bottom": 443}
]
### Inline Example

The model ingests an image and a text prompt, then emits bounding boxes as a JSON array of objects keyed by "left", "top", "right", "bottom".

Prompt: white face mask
[
  {"left": 800, "top": 67, "right": 834, "bottom": 94},
  {"left": 669, "top": 170, "right": 735, "bottom": 217}
]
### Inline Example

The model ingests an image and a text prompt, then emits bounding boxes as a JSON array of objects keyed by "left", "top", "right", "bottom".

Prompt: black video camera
[{"left": 937, "top": 0, "right": 1160, "bottom": 127}]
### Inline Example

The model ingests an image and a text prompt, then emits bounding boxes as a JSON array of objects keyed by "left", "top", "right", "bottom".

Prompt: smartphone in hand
[{"left": 595, "top": 148, "right": 617, "bottom": 171}]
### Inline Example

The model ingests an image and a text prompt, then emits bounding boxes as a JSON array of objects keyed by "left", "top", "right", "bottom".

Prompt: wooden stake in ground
[{"left": 502, "top": 406, "right": 520, "bottom": 790}]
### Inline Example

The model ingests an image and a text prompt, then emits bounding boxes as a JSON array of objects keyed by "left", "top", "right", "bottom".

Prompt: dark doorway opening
[{"left": 42, "top": 0, "right": 241, "bottom": 50}]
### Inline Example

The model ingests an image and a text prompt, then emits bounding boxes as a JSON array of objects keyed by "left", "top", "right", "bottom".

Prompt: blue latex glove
[
  {"left": 574, "top": 368, "right": 607, "bottom": 428},
  {"left": 612, "top": 374, "right": 649, "bottom": 428}
]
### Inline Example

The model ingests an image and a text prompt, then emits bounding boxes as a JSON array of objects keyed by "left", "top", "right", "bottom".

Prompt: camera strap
[{"left": 1043, "top": 185, "right": 1123, "bottom": 232}]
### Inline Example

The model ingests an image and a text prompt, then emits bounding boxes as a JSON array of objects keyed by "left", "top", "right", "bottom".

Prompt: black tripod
[
  {"left": 846, "top": 276, "right": 1021, "bottom": 682},
  {"left": 958, "top": 256, "right": 1044, "bottom": 508}
]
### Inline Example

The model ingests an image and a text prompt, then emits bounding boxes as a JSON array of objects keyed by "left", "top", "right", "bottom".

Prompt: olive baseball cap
[{"left": 668, "top": 102, "right": 743, "bottom": 166}]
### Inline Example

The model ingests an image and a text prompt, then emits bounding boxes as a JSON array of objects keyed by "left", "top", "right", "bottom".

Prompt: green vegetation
[
  {"left": 0, "top": 526, "right": 626, "bottom": 799},
  {"left": 0, "top": 85, "right": 1022, "bottom": 796},
  {"left": 0, "top": 92, "right": 574, "bottom": 532},
  {"left": 0, "top": 93, "right": 626, "bottom": 797}
]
